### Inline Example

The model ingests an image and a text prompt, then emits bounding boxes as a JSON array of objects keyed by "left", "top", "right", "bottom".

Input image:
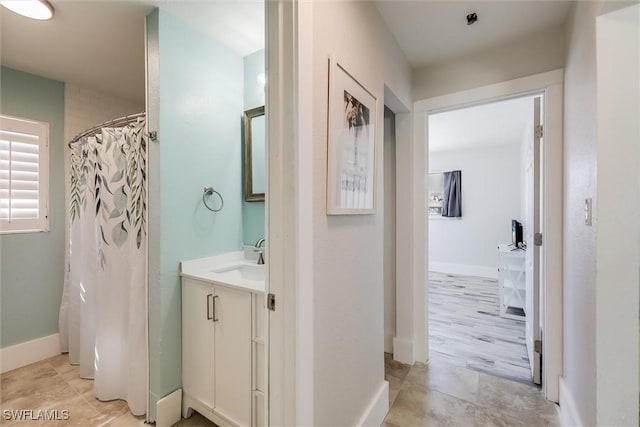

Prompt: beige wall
[
  {"left": 310, "top": 1, "right": 412, "bottom": 425},
  {"left": 412, "top": 26, "right": 564, "bottom": 101}
]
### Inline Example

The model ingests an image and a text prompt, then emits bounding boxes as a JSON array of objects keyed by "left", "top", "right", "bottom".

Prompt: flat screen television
[{"left": 512, "top": 220, "right": 523, "bottom": 248}]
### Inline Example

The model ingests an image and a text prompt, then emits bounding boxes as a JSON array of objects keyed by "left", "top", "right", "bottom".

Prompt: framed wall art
[{"left": 326, "top": 56, "right": 377, "bottom": 215}]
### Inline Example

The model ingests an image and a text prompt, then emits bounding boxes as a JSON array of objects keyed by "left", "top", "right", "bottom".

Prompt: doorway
[
  {"left": 426, "top": 95, "right": 543, "bottom": 385},
  {"left": 413, "top": 70, "right": 564, "bottom": 401}
]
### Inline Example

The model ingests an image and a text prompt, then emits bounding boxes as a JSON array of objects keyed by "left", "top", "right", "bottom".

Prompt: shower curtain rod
[{"left": 68, "top": 112, "right": 146, "bottom": 148}]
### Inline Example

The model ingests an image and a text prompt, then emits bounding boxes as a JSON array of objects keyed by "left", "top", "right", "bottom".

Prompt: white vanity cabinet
[{"left": 182, "top": 276, "right": 264, "bottom": 427}]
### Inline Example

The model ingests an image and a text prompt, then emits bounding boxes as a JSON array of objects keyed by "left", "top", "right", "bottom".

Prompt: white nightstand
[{"left": 497, "top": 244, "right": 526, "bottom": 321}]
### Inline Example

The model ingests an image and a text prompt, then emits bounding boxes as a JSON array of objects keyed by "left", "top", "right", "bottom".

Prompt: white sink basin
[
  {"left": 211, "top": 263, "right": 264, "bottom": 282},
  {"left": 181, "top": 252, "right": 266, "bottom": 293}
]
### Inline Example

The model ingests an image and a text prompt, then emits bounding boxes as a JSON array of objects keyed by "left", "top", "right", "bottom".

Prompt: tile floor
[
  {"left": 384, "top": 353, "right": 560, "bottom": 427},
  {"left": 0, "top": 354, "right": 215, "bottom": 427},
  {"left": 1, "top": 352, "right": 559, "bottom": 426},
  {"left": 428, "top": 272, "right": 532, "bottom": 383}
]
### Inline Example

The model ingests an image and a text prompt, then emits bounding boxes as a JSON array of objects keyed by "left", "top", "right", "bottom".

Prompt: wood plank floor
[{"left": 428, "top": 272, "right": 533, "bottom": 384}]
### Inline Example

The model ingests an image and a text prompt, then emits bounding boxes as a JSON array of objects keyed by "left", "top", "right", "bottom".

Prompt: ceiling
[
  {"left": 1, "top": 1, "right": 570, "bottom": 104},
  {"left": 1, "top": 1, "right": 265, "bottom": 105},
  {"left": 374, "top": 1, "right": 573, "bottom": 68},
  {"left": 428, "top": 96, "right": 535, "bottom": 152}
]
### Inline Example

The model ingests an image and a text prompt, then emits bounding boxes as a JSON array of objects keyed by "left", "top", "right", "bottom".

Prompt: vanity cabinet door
[
  {"left": 182, "top": 279, "right": 215, "bottom": 410},
  {"left": 213, "top": 285, "right": 252, "bottom": 426}
]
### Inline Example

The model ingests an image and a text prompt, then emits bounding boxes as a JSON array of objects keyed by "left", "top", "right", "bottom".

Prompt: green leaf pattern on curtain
[{"left": 69, "top": 118, "right": 147, "bottom": 267}]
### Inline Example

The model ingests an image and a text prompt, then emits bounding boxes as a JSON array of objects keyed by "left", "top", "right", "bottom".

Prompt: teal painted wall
[
  {"left": 0, "top": 67, "right": 65, "bottom": 348},
  {"left": 242, "top": 49, "right": 265, "bottom": 245},
  {"left": 146, "top": 10, "right": 244, "bottom": 416}
]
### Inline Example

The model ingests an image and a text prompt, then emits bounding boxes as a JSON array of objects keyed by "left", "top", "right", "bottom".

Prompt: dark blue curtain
[{"left": 442, "top": 170, "right": 462, "bottom": 217}]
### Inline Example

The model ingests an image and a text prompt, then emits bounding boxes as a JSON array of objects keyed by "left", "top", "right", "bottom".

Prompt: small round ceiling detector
[{"left": 466, "top": 12, "right": 478, "bottom": 26}]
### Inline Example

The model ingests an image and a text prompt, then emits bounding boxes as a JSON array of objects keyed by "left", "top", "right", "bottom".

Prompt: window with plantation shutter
[{"left": 0, "top": 115, "right": 49, "bottom": 234}]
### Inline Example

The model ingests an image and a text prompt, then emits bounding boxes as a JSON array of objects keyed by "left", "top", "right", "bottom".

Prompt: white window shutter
[{"left": 0, "top": 115, "right": 49, "bottom": 233}]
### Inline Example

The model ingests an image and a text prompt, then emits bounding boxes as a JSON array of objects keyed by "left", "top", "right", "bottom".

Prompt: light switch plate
[{"left": 584, "top": 198, "right": 593, "bottom": 226}]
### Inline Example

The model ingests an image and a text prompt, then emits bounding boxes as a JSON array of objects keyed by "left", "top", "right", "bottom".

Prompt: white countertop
[{"left": 180, "top": 251, "right": 266, "bottom": 293}]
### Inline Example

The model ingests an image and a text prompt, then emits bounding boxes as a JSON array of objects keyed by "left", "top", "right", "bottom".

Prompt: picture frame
[{"left": 326, "top": 55, "right": 377, "bottom": 215}]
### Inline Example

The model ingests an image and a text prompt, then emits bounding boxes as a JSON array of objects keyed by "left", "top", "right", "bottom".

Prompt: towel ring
[{"left": 203, "top": 187, "right": 224, "bottom": 212}]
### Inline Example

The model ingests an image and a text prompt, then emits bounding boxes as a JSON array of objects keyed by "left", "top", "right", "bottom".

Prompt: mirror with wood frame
[{"left": 243, "top": 106, "right": 265, "bottom": 201}]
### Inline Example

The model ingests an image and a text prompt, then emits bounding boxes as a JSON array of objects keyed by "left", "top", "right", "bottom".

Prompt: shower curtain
[{"left": 58, "top": 118, "right": 147, "bottom": 415}]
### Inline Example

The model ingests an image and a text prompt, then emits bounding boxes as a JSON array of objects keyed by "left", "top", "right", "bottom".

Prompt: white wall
[
  {"left": 561, "top": 3, "right": 601, "bottom": 425},
  {"left": 64, "top": 83, "right": 144, "bottom": 143},
  {"left": 519, "top": 122, "right": 530, "bottom": 233},
  {"left": 428, "top": 144, "right": 522, "bottom": 278},
  {"left": 310, "top": 1, "right": 412, "bottom": 425},
  {"left": 594, "top": 3, "right": 639, "bottom": 425},
  {"left": 413, "top": 26, "right": 564, "bottom": 101},
  {"left": 562, "top": 3, "right": 640, "bottom": 425}
]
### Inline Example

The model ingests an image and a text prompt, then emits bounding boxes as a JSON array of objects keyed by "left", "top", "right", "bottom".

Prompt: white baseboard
[
  {"left": 384, "top": 330, "right": 394, "bottom": 354},
  {"left": 415, "top": 344, "right": 428, "bottom": 364},
  {"left": 392, "top": 337, "right": 414, "bottom": 365},
  {"left": 559, "top": 378, "right": 584, "bottom": 427},
  {"left": 156, "top": 388, "right": 182, "bottom": 427},
  {"left": 429, "top": 261, "right": 498, "bottom": 279},
  {"left": 0, "top": 333, "right": 61, "bottom": 374},
  {"left": 356, "top": 381, "right": 389, "bottom": 427}
]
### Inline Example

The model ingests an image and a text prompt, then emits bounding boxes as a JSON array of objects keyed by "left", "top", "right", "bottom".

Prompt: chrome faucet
[{"left": 254, "top": 238, "right": 265, "bottom": 265}]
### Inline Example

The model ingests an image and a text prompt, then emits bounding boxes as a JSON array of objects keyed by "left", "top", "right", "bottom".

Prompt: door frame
[
  {"left": 528, "top": 95, "right": 543, "bottom": 385},
  {"left": 382, "top": 105, "right": 397, "bottom": 354},
  {"left": 265, "top": 0, "right": 314, "bottom": 425},
  {"left": 383, "top": 86, "right": 412, "bottom": 360},
  {"left": 411, "top": 69, "right": 563, "bottom": 402}
]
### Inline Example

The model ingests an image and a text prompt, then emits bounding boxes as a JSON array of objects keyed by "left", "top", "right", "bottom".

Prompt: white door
[
  {"left": 181, "top": 279, "right": 215, "bottom": 410},
  {"left": 525, "top": 96, "right": 542, "bottom": 384},
  {"left": 213, "top": 285, "right": 253, "bottom": 426}
]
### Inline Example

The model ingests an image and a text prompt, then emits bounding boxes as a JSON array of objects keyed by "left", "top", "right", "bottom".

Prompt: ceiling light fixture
[{"left": 0, "top": 0, "right": 54, "bottom": 20}]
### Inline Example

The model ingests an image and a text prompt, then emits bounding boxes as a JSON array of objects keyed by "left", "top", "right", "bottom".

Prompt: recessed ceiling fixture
[
  {"left": 0, "top": 0, "right": 54, "bottom": 20},
  {"left": 466, "top": 12, "right": 478, "bottom": 26}
]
